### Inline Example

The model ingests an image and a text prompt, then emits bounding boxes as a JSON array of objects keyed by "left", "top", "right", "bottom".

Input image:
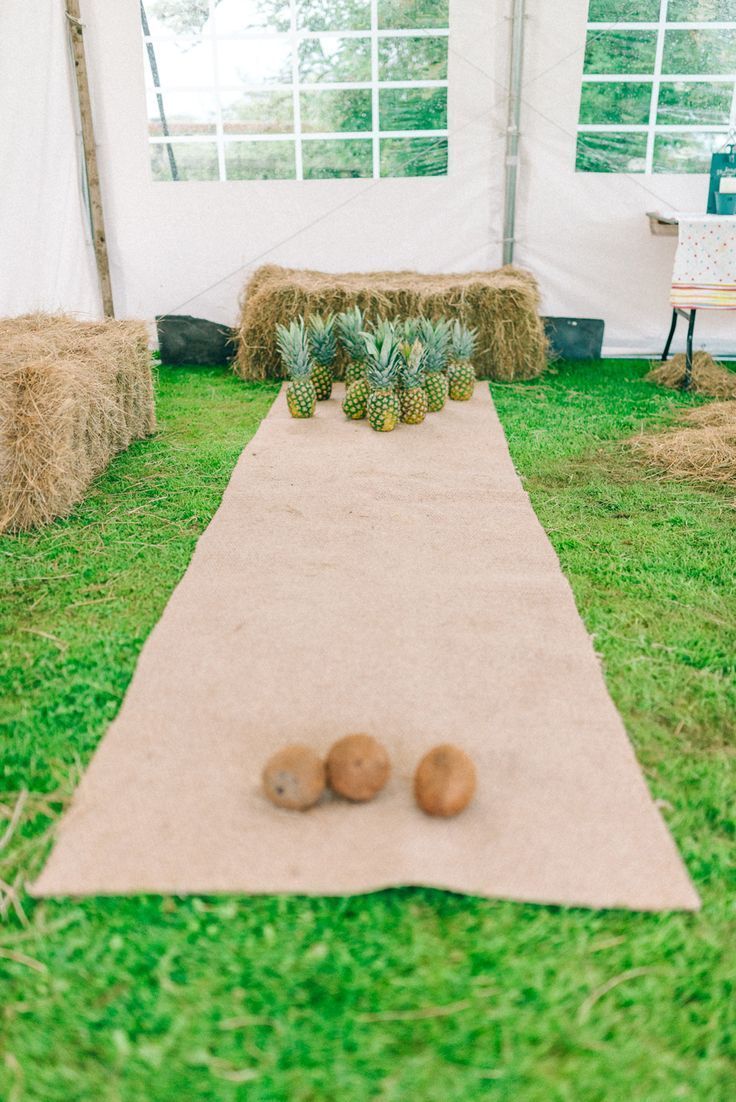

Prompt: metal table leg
[
  {"left": 661, "top": 308, "right": 678, "bottom": 362},
  {"left": 684, "top": 309, "right": 696, "bottom": 391},
  {"left": 661, "top": 307, "right": 697, "bottom": 391}
]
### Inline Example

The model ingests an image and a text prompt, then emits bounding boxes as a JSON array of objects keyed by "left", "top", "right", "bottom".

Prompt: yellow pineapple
[
  {"left": 363, "top": 330, "right": 402, "bottom": 432},
  {"left": 419, "top": 318, "right": 452, "bottom": 412},
  {"left": 276, "top": 319, "right": 317, "bottom": 418},
  {"left": 448, "top": 321, "right": 478, "bottom": 401},
  {"left": 307, "top": 314, "right": 337, "bottom": 400},
  {"left": 399, "top": 339, "right": 428, "bottom": 424},
  {"left": 342, "top": 377, "right": 370, "bottom": 419}
]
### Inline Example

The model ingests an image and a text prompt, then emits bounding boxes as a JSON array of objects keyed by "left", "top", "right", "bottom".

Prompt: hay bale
[
  {"left": 646, "top": 352, "right": 736, "bottom": 398},
  {"left": 0, "top": 314, "right": 156, "bottom": 532},
  {"left": 632, "top": 400, "right": 736, "bottom": 486},
  {"left": 234, "top": 265, "right": 548, "bottom": 382}
]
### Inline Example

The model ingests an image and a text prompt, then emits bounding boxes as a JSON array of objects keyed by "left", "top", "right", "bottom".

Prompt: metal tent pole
[{"left": 502, "top": 0, "right": 526, "bottom": 267}]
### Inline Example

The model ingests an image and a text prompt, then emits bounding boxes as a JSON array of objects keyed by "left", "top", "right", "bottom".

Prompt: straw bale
[
  {"left": 632, "top": 400, "right": 736, "bottom": 487},
  {"left": 0, "top": 314, "right": 156, "bottom": 532},
  {"left": 234, "top": 265, "right": 548, "bottom": 381},
  {"left": 646, "top": 352, "right": 736, "bottom": 398}
]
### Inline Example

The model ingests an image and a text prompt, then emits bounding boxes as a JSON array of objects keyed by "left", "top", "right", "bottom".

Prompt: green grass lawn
[{"left": 1, "top": 361, "right": 734, "bottom": 1102}]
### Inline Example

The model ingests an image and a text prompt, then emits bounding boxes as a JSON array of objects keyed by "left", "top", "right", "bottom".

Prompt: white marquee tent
[{"left": 2, "top": 0, "right": 734, "bottom": 356}]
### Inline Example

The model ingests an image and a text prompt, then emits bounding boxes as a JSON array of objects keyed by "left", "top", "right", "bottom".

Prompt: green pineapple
[
  {"left": 448, "top": 321, "right": 478, "bottom": 401},
  {"left": 307, "top": 313, "right": 337, "bottom": 400},
  {"left": 418, "top": 318, "right": 452, "bottom": 412},
  {"left": 363, "top": 331, "right": 402, "bottom": 432},
  {"left": 337, "top": 306, "right": 368, "bottom": 386},
  {"left": 342, "top": 377, "right": 371, "bottom": 420},
  {"left": 398, "top": 339, "right": 428, "bottom": 425},
  {"left": 276, "top": 319, "right": 317, "bottom": 419}
]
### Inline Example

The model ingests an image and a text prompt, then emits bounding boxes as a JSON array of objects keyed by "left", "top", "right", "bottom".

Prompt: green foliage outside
[
  {"left": 145, "top": 0, "right": 450, "bottom": 180},
  {"left": 657, "top": 81, "right": 734, "bottom": 125},
  {"left": 587, "top": 0, "right": 661, "bottom": 18},
  {"left": 1, "top": 360, "right": 734, "bottom": 1100},
  {"left": 378, "top": 0, "right": 449, "bottom": 30},
  {"left": 579, "top": 1, "right": 736, "bottom": 173},
  {"left": 302, "top": 138, "right": 373, "bottom": 179},
  {"left": 224, "top": 141, "right": 296, "bottom": 181},
  {"left": 663, "top": 28, "right": 736, "bottom": 73},
  {"left": 588, "top": 0, "right": 736, "bottom": 20},
  {"left": 298, "top": 0, "right": 371, "bottom": 32},
  {"left": 579, "top": 81, "right": 652, "bottom": 126},
  {"left": 584, "top": 30, "right": 658, "bottom": 75},
  {"left": 380, "top": 135, "right": 448, "bottom": 176},
  {"left": 576, "top": 131, "right": 648, "bottom": 173}
]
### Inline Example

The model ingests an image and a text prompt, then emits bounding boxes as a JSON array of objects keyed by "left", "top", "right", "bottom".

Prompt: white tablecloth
[{"left": 671, "top": 215, "right": 736, "bottom": 310}]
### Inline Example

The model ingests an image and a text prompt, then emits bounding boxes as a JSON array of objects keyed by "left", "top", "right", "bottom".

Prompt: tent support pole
[
  {"left": 65, "top": 0, "right": 114, "bottom": 317},
  {"left": 502, "top": 0, "right": 526, "bottom": 267}
]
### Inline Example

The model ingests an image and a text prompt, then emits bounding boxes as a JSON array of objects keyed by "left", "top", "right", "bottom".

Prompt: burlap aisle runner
[{"left": 33, "top": 386, "right": 699, "bottom": 910}]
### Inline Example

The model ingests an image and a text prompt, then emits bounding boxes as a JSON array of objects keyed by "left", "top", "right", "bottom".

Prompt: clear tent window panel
[
  {"left": 140, "top": 0, "right": 449, "bottom": 182},
  {"left": 577, "top": 0, "right": 736, "bottom": 173}
]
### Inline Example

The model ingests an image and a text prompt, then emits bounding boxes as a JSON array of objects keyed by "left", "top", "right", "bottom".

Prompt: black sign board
[{"left": 707, "top": 143, "right": 736, "bottom": 213}]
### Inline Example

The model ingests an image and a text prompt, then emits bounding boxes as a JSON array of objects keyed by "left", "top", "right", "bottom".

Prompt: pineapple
[
  {"left": 363, "top": 331, "right": 402, "bottom": 432},
  {"left": 398, "top": 340, "right": 428, "bottom": 424},
  {"left": 342, "top": 377, "right": 370, "bottom": 420},
  {"left": 337, "top": 306, "right": 368, "bottom": 386},
  {"left": 276, "top": 319, "right": 317, "bottom": 418},
  {"left": 307, "top": 313, "right": 337, "bottom": 400},
  {"left": 418, "top": 318, "right": 452, "bottom": 412},
  {"left": 448, "top": 321, "right": 478, "bottom": 401}
]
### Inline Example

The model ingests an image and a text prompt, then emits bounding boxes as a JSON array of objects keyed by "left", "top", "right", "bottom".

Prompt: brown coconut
[
  {"left": 262, "top": 745, "right": 326, "bottom": 811},
  {"left": 414, "top": 745, "right": 476, "bottom": 818},
  {"left": 326, "top": 734, "right": 391, "bottom": 802}
]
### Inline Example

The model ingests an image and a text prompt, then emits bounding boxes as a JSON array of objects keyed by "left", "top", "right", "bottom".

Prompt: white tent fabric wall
[
  {"left": 1, "top": 1, "right": 733, "bottom": 356},
  {"left": 0, "top": 1, "right": 100, "bottom": 319},
  {"left": 519, "top": 0, "right": 734, "bottom": 357},
  {"left": 82, "top": 0, "right": 506, "bottom": 326}
]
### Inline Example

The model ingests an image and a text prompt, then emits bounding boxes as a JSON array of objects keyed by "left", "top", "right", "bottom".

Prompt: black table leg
[
  {"left": 684, "top": 309, "right": 696, "bottom": 391},
  {"left": 662, "top": 308, "right": 678, "bottom": 362}
]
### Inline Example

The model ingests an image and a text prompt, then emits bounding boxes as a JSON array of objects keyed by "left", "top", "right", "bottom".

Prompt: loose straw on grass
[
  {"left": 632, "top": 400, "right": 736, "bottom": 486},
  {"left": 646, "top": 352, "right": 736, "bottom": 399}
]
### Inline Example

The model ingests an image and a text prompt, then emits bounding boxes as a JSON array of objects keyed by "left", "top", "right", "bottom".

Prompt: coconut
[
  {"left": 262, "top": 745, "right": 326, "bottom": 811},
  {"left": 326, "top": 734, "right": 391, "bottom": 802},
  {"left": 414, "top": 745, "right": 476, "bottom": 818}
]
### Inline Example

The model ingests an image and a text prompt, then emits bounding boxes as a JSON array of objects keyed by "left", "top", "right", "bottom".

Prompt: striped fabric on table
[
  {"left": 671, "top": 215, "right": 736, "bottom": 311},
  {"left": 671, "top": 283, "right": 736, "bottom": 309}
]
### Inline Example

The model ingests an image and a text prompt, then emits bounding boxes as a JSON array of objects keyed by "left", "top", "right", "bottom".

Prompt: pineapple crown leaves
[
  {"left": 307, "top": 313, "right": 337, "bottom": 367},
  {"left": 399, "top": 339, "right": 426, "bottom": 389},
  {"left": 336, "top": 306, "right": 367, "bottom": 360},
  {"left": 402, "top": 317, "right": 422, "bottom": 345},
  {"left": 372, "top": 316, "right": 402, "bottom": 344},
  {"left": 361, "top": 329, "right": 403, "bottom": 390},
  {"left": 451, "top": 320, "right": 478, "bottom": 362},
  {"left": 418, "top": 317, "right": 452, "bottom": 374},
  {"left": 275, "top": 318, "right": 313, "bottom": 381}
]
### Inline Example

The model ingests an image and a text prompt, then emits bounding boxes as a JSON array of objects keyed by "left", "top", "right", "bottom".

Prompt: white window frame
[
  {"left": 143, "top": 0, "right": 450, "bottom": 181},
  {"left": 577, "top": 6, "right": 736, "bottom": 174}
]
